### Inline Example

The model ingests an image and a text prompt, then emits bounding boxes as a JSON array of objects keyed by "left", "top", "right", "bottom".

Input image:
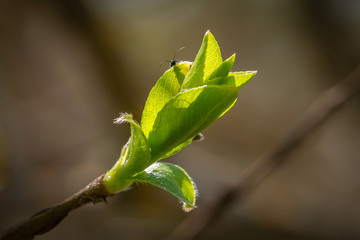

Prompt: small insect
[
  {"left": 192, "top": 133, "right": 204, "bottom": 142},
  {"left": 160, "top": 47, "right": 186, "bottom": 68}
]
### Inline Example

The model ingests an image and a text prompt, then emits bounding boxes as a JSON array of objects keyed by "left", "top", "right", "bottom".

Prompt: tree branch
[
  {"left": 1, "top": 174, "right": 113, "bottom": 240},
  {"left": 165, "top": 64, "right": 360, "bottom": 240}
]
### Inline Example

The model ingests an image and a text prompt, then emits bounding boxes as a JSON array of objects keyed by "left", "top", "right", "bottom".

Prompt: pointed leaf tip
[
  {"left": 229, "top": 70, "right": 257, "bottom": 89},
  {"left": 181, "top": 30, "right": 222, "bottom": 89},
  {"left": 183, "top": 203, "right": 196, "bottom": 212}
]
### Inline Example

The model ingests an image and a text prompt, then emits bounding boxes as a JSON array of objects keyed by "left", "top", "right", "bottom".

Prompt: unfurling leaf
[{"left": 103, "top": 114, "right": 151, "bottom": 193}]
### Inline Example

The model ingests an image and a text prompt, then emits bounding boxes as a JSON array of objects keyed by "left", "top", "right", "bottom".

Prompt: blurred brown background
[{"left": 1, "top": 0, "right": 360, "bottom": 239}]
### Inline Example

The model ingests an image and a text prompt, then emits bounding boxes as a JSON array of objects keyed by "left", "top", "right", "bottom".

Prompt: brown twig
[
  {"left": 1, "top": 174, "right": 112, "bottom": 240},
  {"left": 165, "top": 64, "right": 360, "bottom": 240}
]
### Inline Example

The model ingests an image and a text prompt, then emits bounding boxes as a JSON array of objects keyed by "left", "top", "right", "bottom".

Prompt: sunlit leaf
[
  {"left": 148, "top": 85, "right": 238, "bottom": 161},
  {"left": 229, "top": 71, "right": 257, "bottom": 89},
  {"left": 141, "top": 63, "right": 191, "bottom": 138},
  {"left": 181, "top": 31, "right": 222, "bottom": 89},
  {"left": 207, "top": 54, "right": 235, "bottom": 81},
  {"left": 131, "top": 162, "right": 196, "bottom": 211}
]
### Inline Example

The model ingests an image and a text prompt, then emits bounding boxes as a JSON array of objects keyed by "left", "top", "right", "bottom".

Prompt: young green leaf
[
  {"left": 148, "top": 85, "right": 238, "bottom": 162},
  {"left": 181, "top": 31, "right": 222, "bottom": 90},
  {"left": 141, "top": 63, "right": 191, "bottom": 138},
  {"left": 103, "top": 114, "right": 151, "bottom": 194},
  {"left": 102, "top": 30, "right": 257, "bottom": 211},
  {"left": 131, "top": 162, "right": 196, "bottom": 211},
  {"left": 229, "top": 71, "right": 257, "bottom": 89},
  {"left": 207, "top": 54, "right": 236, "bottom": 81}
]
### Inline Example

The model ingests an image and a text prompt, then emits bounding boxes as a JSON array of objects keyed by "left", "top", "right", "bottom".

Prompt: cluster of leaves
[{"left": 102, "top": 31, "right": 256, "bottom": 211}]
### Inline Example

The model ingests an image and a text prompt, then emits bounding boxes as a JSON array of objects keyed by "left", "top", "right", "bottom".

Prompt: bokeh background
[{"left": 1, "top": 0, "right": 360, "bottom": 239}]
